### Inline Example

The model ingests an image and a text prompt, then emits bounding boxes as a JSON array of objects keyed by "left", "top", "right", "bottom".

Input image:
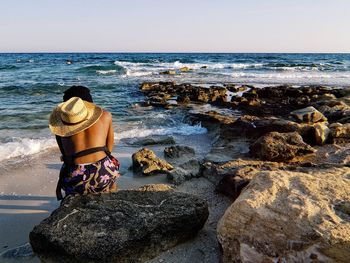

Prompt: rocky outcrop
[
  {"left": 164, "top": 145, "right": 195, "bottom": 159},
  {"left": 167, "top": 159, "right": 201, "bottom": 185},
  {"left": 132, "top": 148, "right": 173, "bottom": 175},
  {"left": 30, "top": 189, "right": 209, "bottom": 263},
  {"left": 290, "top": 106, "right": 327, "bottom": 123},
  {"left": 217, "top": 167, "right": 350, "bottom": 263},
  {"left": 249, "top": 132, "right": 316, "bottom": 162}
]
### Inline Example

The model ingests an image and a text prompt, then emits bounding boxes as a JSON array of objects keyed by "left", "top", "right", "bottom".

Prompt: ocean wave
[
  {"left": 0, "top": 65, "right": 19, "bottom": 71},
  {"left": 230, "top": 72, "right": 350, "bottom": 79},
  {"left": 96, "top": 70, "right": 117, "bottom": 75},
  {"left": 77, "top": 65, "right": 126, "bottom": 75},
  {"left": 0, "top": 138, "right": 56, "bottom": 162},
  {"left": 116, "top": 123, "right": 207, "bottom": 140}
]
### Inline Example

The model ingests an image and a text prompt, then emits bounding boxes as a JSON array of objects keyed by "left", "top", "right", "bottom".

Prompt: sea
[{"left": 0, "top": 53, "right": 350, "bottom": 164}]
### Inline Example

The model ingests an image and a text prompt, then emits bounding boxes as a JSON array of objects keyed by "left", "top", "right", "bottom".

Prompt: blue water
[{"left": 0, "top": 53, "right": 349, "bottom": 162}]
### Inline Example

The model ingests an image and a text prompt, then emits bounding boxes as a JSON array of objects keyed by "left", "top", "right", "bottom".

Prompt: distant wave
[
  {"left": 116, "top": 123, "right": 207, "bottom": 140},
  {"left": 0, "top": 137, "right": 56, "bottom": 162},
  {"left": 0, "top": 65, "right": 19, "bottom": 71},
  {"left": 230, "top": 72, "right": 350, "bottom": 80},
  {"left": 77, "top": 65, "right": 126, "bottom": 75}
]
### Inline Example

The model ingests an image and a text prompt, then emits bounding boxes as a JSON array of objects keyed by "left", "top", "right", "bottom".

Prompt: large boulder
[
  {"left": 249, "top": 132, "right": 316, "bottom": 162},
  {"left": 217, "top": 167, "right": 350, "bottom": 263},
  {"left": 132, "top": 148, "right": 173, "bottom": 175},
  {"left": 290, "top": 106, "right": 327, "bottom": 123},
  {"left": 30, "top": 189, "right": 209, "bottom": 263}
]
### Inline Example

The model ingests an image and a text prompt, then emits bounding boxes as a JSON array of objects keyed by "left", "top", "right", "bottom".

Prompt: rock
[
  {"left": 290, "top": 106, "right": 327, "bottom": 123},
  {"left": 215, "top": 166, "right": 258, "bottom": 200},
  {"left": 314, "top": 122, "right": 330, "bottom": 145},
  {"left": 200, "top": 65, "right": 207, "bottom": 69},
  {"left": 197, "top": 89, "right": 209, "bottom": 103},
  {"left": 231, "top": 115, "right": 301, "bottom": 138},
  {"left": 30, "top": 190, "right": 209, "bottom": 263},
  {"left": 176, "top": 95, "right": 190, "bottom": 104},
  {"left": 217, "top": 167, "right": 350, "bottom": 263},
  {"left": 124, "top": 136, "right": 175, "bottom": 146},
  {"left": 249, "top": 132, "right": 316, "bottom": 162},
  {"left": 160, "top": 70, "right": 176, "bottom": 75},
  {"left": 137, "top": 184, "right": 173, "bottom": 191},
  {"left": 209, "top": 86, "right": 228, "bottom": 103},
  {"left": 164, "top": 145, "right": 195, "bottom": 159},
  {"left": 167, "top": 160, "right": 201, "bottom": 185},
  {"left": 330, "top": 123, "right": 350, "bottom": 139},
  {"left": 132, "top": 148, "right": 174, "bottom": 175},
  {"left": 140, "top": 82, "right": 175, "bottom": 93},
  {"left": 148, "top": 95, "right": 169, "bottom": 107},
  {"left": 179, "top": 66, "right": 190, "bottom": 72}
]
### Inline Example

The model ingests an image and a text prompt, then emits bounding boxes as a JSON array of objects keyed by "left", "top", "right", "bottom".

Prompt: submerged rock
[
  {"left": 217, "top": 167, "right": 350, "bottom": 263},
  {"left": 30, "top": 190, "right": 209, "bottom": 263},
  {"left": 249, "top": 132, "right": 316, "bottom": 162},
  {"left": 160, "top": 70, "right": 176, "bottom": 75},
  {"left": 132, "top": 148, "right": 173, "bottom": 175},
  {"left": 179, "top": 66, "right": 190, "bottom": 72},
  {"left": 124, "top": 136, "right": 175, "bottom": 146}
]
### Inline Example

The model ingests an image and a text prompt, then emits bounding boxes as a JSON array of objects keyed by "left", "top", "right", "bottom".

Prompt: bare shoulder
[{"left": 100, "top": 110, "right": 112, "bottom": 123}]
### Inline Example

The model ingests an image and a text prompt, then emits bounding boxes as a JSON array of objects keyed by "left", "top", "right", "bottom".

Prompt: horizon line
[{"left": 0, "top": 51, "right": 350, "bottom": 54}]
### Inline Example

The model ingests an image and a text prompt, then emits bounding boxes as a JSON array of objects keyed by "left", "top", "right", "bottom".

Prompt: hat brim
[{"left": 49, "top": 101, "right": 103, "bottom": 137}]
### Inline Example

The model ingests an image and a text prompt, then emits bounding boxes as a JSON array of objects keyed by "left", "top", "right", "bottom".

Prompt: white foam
[
  {"left": 97, "top": 70, "right": 117, "bottom": 75},
  {"left": 0, "top": 138, "right": 56, "bottom": 162},
  {"left": 116, "top": 123, "right": 207, "bottom": 140}
]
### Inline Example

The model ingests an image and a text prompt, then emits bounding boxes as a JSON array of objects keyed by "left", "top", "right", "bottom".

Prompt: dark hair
[{"left": 63, "top": 86, "right": 93, "bottom": 102}]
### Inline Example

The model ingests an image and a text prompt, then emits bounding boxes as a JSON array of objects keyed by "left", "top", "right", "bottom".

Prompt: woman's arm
[
  {"left": 55, "top": 135, "right": 65, "bottom": 155},
  {"left": 106, "top": 112, "right": 114, "bottom": 152}
]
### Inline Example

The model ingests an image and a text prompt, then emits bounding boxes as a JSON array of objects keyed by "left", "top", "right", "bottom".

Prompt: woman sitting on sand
[{"left": 49, "top": 86, "right": 120, "bottom": 200}]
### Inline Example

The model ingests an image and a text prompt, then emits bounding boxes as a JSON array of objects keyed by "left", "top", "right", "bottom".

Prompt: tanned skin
[{"left": 57, "top": 111, "right": 114, "bottom": 164}]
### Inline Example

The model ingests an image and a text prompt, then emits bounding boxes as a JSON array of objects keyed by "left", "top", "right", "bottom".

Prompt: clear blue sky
[{"left": 0, "top": 0, "right": 349, "bottom": 52}]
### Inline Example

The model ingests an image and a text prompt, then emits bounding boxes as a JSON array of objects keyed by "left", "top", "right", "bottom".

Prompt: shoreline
[{"left": 1, "top": 80, "right": 350, "bottom": 262}]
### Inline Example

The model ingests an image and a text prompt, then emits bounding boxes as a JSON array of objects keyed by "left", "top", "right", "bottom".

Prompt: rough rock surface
[
  {"left": 167, "top": 159, "right": 201, "bottom": 185},
  {"left": 164, "top": 145, "right": 195, "bottom": 159},
  {"left": 249, "top": 132, "right": 316, "bottom": 162},
  {"left": 290, "top": 106, "right": 327, "bottom": 123},
  {"left": 314, "top": 122, "right": 330, "bottom": 145},
  {"left": 132, "top": 148, "right": 174, "bottom": 175},
  {"left": 217, "top": 167, "right": 350, "bottom": 263},
  {"left": 330, "top": 123, "right": 350, "bottom": 139},
  {"left": 30, "top": 190, "right": 209, "bottom": 263}
]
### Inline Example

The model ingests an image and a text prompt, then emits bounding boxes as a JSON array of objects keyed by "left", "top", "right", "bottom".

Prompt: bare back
[{"left": 59, "top": 111, "right": 114, "bottom": 164}]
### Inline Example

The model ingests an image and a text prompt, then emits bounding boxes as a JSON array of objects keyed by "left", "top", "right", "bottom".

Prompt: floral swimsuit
[{"left": 62, "top": 156, "right": 120, "bottom": 196}]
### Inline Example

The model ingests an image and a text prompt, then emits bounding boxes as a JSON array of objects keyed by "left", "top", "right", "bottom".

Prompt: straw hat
[{"left": 49, "top": 97, "right": 103, "bottom": 137}]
